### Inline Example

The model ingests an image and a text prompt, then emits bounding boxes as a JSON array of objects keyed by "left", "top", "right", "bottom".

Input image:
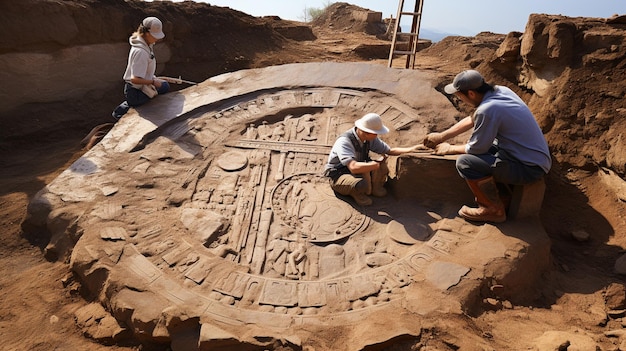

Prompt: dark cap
[{"left": 444, "top": 70, "right": 484, "bottom": 94}]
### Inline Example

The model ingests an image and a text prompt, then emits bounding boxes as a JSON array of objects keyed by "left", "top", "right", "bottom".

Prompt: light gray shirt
[{"left": 466, "top": 86, "right": 552, "bottom": 173}]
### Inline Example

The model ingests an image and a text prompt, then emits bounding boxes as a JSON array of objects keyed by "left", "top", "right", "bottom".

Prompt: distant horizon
[{"left": 168, "top": 0, "right": 625, "bottom": 36}]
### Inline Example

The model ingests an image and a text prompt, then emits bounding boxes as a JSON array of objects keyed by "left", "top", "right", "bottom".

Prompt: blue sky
[{"left": 190, "top": 0, "right": 625, "bottom": 35}]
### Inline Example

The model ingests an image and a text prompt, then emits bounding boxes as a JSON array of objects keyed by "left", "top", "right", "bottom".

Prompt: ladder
[{"left": 387, "top": 0, "right": 425, "bottom": 69}]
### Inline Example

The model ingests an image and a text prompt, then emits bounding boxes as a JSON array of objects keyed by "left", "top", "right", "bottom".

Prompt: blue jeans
[
  {"left": 456, "top": 146, "right": 545, "bottom": 185},
  {"left": 124, "top": 81, "right": 170, "bottom": 107},
  {"left": 112, "top": 81, "right": 170, "bottom": 119}
]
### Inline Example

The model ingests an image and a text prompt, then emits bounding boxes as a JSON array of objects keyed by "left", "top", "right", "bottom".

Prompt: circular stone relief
[
  {"left": 41, "top": 67, "right": 533, "bottom": 350},
  {"left": 270, "top": 173, "right": 369, "bottom": 243}
]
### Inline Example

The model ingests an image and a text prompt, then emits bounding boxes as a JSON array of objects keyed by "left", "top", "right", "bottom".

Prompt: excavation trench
[{"left": 27, "top": 62, "right": 550, "bottom": 350}]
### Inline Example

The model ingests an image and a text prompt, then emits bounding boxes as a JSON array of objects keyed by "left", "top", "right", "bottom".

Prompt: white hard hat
[{"left": 354, "top": 113, "right": 389, "bottom": 135}]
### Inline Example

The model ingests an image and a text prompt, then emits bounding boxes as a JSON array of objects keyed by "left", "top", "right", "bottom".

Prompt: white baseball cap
[{"left": 143, "top": 17, "right": 165, "bottom": 40}]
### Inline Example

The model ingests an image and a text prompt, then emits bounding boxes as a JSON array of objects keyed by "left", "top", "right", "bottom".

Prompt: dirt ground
[{"left": 1, "top": 1, "right": 626, "bottom": 350}]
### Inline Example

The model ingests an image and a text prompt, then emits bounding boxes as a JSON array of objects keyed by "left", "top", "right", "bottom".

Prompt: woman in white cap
[
  {"left": 324, "top": 113, "right": 424, "bottom": 206},
  {"left": 112, "top": 16, "right": 170, "bottom": 120}
]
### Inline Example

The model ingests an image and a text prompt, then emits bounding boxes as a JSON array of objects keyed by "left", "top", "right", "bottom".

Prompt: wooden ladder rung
[
  {"left": 388, "top": 0, "right": 424, "bottom": 69},
  {"left": 396, "top": 32, "right": 420, "bottom": 37},
  {"left": 393, "top": 50, "right": 416, "bottom": 55}
]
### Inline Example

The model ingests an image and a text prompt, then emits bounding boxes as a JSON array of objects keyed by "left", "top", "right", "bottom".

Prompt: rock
[
  {"left": 607, "top": 309, "right": 626, "bottom": 318},
  {"left": 75, "top": 303, "right": 128, "bottom": 343},
  {"left": 615, "top": 254, "right": 626, "bottom": 275},
  {"left": 599, "top": 167, "right": 626, "bottom": 202},
  {"left": 571, "top": 229, "right": 590, "bottom": 242},
  {"left": 198, "top": 324, "right": 243, "bottom": 350},
  {"left": 44, "top": 205, "right": 84, "bottom": 261},
  {"left": 495, "top": 31, "right": 522, "bottom": 63},
  {"left": 484, "top": 298, "right": 502, "bottom": 310},
  {"left": 180, "top": 208, "right": 228, "bottom": 246},
  {"left": 589, "top": 305, "right": 609, "bottom": 326},
  {"left": 604, "top": 283, "right": 626, "bottom": 310},
  {"left": 519, "top": 15, "right": 578, "bottom": 96},
  {"left": 604, "top": 329, "right": 626, "bottom": 338},
  {"left": 533, "top": 330, "right": 599, "bottom": 351}
]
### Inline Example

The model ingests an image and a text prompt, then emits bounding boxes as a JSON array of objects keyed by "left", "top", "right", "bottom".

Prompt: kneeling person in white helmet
[{"left": 324, "top": 113, "right": 424, "bottom": 206}]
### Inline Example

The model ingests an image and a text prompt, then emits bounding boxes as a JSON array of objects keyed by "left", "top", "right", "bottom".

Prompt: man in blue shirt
[
  {"left": 423, "top": 70, "right": 551, "bottom": 223},
  {"left": 324, "top": 113, "right": 423, "bottom": 206}
]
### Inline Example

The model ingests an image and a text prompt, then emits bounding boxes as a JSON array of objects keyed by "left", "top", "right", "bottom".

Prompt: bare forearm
[
  {"left": 348, "top": 160, "right": 379, "bottom": 174},
  {"left": 424, "top": 116, "right": 473, "bottom": 148},
  {"left": 388, "top": 144, "right": 425, "bottom": 155},
  {"left": 130, "top": 76, "right": 163, "bottom": 88},
  {"left": 131, "top": 76, "right": 154, "bottom": 85},
  {"left": 441, "top": 116, "right": 473, "bottom": 140},
  {"left": 446, "top": 144, "right": 467, "bottom": 154}
]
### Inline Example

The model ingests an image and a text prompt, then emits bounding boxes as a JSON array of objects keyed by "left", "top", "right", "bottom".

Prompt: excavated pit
[{"left": 26, "top": 62, "right": 551, "bottom": 350}]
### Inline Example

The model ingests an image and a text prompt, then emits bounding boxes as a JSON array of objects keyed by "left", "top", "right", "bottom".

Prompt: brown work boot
[
  {"left": 458, "top": 204, "right": 505, "bottom": 223},
  {"left": 349, "top": 189, "right": 372, "bottom": 206},
  {"left": 459, "top": 176, "right": 506, "bottom": 223}
]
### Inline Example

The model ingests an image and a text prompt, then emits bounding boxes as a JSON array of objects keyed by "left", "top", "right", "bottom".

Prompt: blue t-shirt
[{"left": 466, "top": 86, "right": 552, "bottom": 173}]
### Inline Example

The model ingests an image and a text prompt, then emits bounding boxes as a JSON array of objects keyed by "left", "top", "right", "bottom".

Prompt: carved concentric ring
[{"left": 270, "top": 173, "right": 369, "bottom": 243}]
